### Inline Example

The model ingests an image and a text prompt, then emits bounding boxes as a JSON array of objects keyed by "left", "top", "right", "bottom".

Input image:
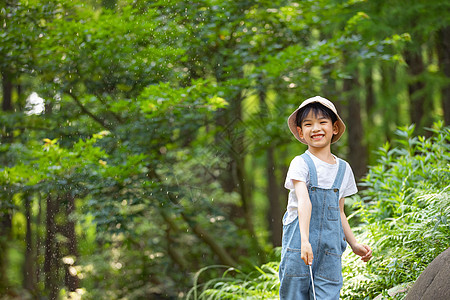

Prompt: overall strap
[
  {"left": 300, "top": 153, "right": 318, "bottom": 187},
  {"left": 331, "top": 158, "right": 346, "bottom": 190}
]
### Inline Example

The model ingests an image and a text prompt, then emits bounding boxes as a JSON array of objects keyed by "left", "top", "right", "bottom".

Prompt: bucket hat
[{"left": 287, "top": 96, "right": 346, "bottom": 144}]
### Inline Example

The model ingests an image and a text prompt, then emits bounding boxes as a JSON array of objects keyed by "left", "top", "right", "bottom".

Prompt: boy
[{"left": 279, "top": 96, "right": 372, "bottom": 299}]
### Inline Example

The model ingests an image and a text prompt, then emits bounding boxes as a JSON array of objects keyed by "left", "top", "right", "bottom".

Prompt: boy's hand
[
  {"left": 301, "top": 241, "right": 314, "bottom": 265},
  {"left": 351, "top": 243, "right": 372, "bottom": 262}
]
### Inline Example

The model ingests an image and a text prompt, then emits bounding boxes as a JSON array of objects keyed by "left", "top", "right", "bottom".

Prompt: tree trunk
[
  {"left": 0, "top": 202, "right": 12, "bottom": 292},
  {"left": 266, "top": 146, "right": 282, "bottom": 247},
  {"left": 36, "top": 194, "right": 43, "bottom": 289},
  {"left": 404, "top": 49, "right": 426, "bottom": 129},
  {"left": 235, "top": 151, "right": 256, "bottom": 239},
  {"left": 232, "top": 92, "right": 264, "bottom": 259},
  {"left": 16, "top": 83, "right": 24, "bottom": 111},
  {"left": 64, "top": 194, "right": 79, "bottom": 292},
  {"left": 365, "top": 68, "right": 375, "bottom": 124},
  {"left": 44, "top": 194, "right": 59, "bottom": 299},
  {"left": 215, "top": 109, "right": 237, "bottom": 194},
  {"left": 1, "top": 69, "right": 14, "bottom": 147},
  {"left": 1, "top": 69, "right": 13, "bottom": 112},
  {"left": 364, "top": 66, "right": 376, "bottom": 157},
  {"left": 215, "top": 90, "right": 262, "bottom": 258},
  {"left": 378, "top": 63, "right": 399, "bottom": 141},
  {"left": 343, "top": 74, "right": 368, "bottom": 179},
  {"left": 257, "top": 77, "right": 283, "bottom": 247},
  {"left": 23, "top": 194, "right": 35, "bottom": 291},
  {"left": 437, "top": 26, "right": 450, "bottom": 125}
]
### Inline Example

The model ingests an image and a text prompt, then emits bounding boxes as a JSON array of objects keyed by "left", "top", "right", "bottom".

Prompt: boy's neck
[{"left": 307, "top": 146, "right": 336, "bottom": 164}]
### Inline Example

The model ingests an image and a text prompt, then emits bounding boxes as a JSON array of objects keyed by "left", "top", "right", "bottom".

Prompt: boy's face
[{"left": 296, "top": 111, "right": 338, "bottom": 149}]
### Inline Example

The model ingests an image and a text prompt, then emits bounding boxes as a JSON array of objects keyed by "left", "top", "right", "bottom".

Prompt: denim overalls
[{"left": 279, "top": 153, "right": 347, "bottom": 299}]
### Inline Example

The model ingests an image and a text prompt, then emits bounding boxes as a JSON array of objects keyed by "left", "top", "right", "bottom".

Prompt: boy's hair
[{"left": 296, "top": 102, "right": 338, "bottom": 127}]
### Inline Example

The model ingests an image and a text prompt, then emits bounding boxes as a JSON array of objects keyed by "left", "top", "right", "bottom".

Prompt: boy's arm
[
  {"left": 339, "top": 197, "right": 372, "bottom": 262},
  {"left": 293, "top": 180, "right": 314, "bottom": 265}
]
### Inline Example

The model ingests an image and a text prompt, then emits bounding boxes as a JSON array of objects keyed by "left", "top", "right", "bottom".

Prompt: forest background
[{"left": 0, "top": 0, "right": 449, "bottom": 299}]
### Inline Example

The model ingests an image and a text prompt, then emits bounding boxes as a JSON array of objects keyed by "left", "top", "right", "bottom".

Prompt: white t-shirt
[{"left": 283, "top": 150, "right": 358, "bottom": 225}]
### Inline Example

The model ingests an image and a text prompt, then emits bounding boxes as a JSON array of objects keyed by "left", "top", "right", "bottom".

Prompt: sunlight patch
[{"left": 25, "top": 92, "right": 45, "bottom": 115}]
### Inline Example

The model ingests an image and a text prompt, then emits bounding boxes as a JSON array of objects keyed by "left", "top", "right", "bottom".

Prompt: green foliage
[
  {"left": 38, "top": 2, "right": 181, "bottom": 96},
  {"left": 187, "top": 262, "right": 280, "bottom": 300},
  {"left": 359, "top": 121, "right": 450, "bottom": 221},
  {"left": 342, "top": 122, "right": 450, "bottom": 299}
]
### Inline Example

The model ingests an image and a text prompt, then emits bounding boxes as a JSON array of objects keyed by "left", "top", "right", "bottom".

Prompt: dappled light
[{"left": 25, "top": 93, "right": 45, "bottom": 115}]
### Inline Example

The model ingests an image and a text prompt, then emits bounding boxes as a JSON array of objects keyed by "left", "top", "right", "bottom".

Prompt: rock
[
  {"left": 373, "top": 282, "right": 413, "bottom": 300},
  {"left": 404, "top": 247, "right": 450, "bottom": 300}
]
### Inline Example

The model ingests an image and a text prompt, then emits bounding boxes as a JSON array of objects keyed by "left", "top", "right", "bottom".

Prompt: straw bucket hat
[{"left": 287, "top": 96, "right": 346, "bottom": 144}]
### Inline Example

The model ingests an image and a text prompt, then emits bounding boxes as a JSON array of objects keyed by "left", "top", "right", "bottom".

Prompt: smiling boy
[{"left": 279, "top": 96, "right": 372, "bottom": 299}]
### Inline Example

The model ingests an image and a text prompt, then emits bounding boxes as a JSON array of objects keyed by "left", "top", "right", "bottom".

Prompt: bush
[{"left": 342, "top": 123, "right": 450, "bottom": 299}]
